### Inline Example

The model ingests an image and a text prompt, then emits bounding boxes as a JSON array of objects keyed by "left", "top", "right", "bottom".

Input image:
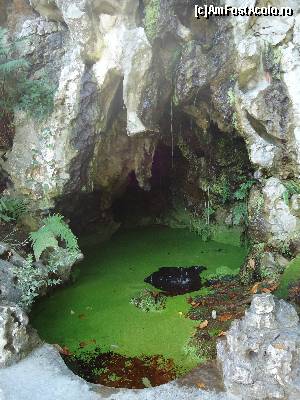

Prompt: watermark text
[{"left": 195, "top": 4, "right": 294, "bottom": 19}]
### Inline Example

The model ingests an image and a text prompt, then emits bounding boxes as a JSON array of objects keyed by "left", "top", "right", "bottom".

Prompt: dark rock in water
[{"left": 144, "top": 266, "right": 207, "bottom": 295}]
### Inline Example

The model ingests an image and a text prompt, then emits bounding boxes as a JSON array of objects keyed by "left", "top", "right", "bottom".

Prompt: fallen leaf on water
[
  {"left": 196, "top": 381, "right": 206, "bottom": 389},
  {"left": 198, "top": 320, "right": 208, "bottom": 329},
  {"left": 250, "top": 282, "right": 260, "bottom": 294},
  {"left": 79, "top": 341, "right": 87, "bottom": 348},
  {"left": 78, "top": 313, "right": 86, "bottom": 320},
  {"left": 218, "top": 331, "right": 227, "bottom": 337},
  {"left": 70, "top": 310, "right": 75, "bottom": 315},
  {"left": 218, "top": 313, "right": 233, "bottom": 322}
]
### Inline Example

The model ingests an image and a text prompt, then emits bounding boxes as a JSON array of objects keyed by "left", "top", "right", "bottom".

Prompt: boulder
[
  {"left": 217, "top": 294, "right": 300, "bottom": 399},
  {"left": 0, "top": 260, "right": 22, "bottom": 304},
  {"left": 0, "top": 302, "right": 40, "bottom": 367}
]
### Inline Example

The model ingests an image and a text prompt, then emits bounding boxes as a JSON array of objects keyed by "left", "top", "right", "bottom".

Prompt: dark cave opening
[{"left": 112, "top": 142, "right": 188, "bottom": 227}]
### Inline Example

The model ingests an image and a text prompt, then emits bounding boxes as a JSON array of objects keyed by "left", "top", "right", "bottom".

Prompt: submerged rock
[
  {"left": 217, "top": 294, "right": 300, "bottom": 399},
  {"left": 144, "top": 266, "right": 206, "bottom": 295}
]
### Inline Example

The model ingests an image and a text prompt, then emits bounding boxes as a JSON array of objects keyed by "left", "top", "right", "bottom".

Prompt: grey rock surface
[
  {"left": 0, "top": 344, "right": 237, "bottom": 400},
  {"left": 0, "top": 302, "right": 40, "bottom": 368},
  {"left": 217, "top": 294, "right": 300, "bottom": 399},
  {"left": 0, "top": 259, "right": 22, "bottom": 304}
]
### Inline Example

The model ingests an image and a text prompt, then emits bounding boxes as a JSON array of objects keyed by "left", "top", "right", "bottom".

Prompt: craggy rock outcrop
[
  {"left": 0, "top": 242, "right": 26, "bottom": 304},
  {"left": 2, "top": 0, "right": 158, "bottom": 212},
  {"left": 0, "top": 0, "right": 299, "bottom": 256},
  {"left": 0, "top": 302, "right": 40, "bottom": 367},
  {"left": 217, "top": 294, "right": 300, "bottom": 400},
  {"left": 228, "top": 0, "right": 300, "bottom": 248},
  {"left": 0, "top": 241, "right": 81, "bottom": 305}
]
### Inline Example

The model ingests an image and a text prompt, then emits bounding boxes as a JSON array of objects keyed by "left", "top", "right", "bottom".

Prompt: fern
[
  {"left": 233, "top": 179, "right": 255, "bottom": 201},
  {"left": 0, "top": 196, "right": 27, "bottom": 222},
  {"left": 232, "top": 203, "right": 248, "bottom": 225},
  {"left": 29, "top": 214, "right": 79, "bottom": 260}
]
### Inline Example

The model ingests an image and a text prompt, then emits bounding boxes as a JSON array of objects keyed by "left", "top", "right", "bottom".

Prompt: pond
[{"left": 31, "top": 226, "right": 246, "bottom": 388}]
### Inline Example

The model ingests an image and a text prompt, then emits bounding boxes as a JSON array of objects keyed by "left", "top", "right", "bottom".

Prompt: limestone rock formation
[
  {"left": 217, "top": 294, "right": 300, "bottom": 400},
  {"left": 0, "top": 0, "right": 299, "bottom": 258},
  {"left": 0, "top": 242, "right": 25, "bottom": 304},
  {"left": 0, "top": 242, "right": 82, "bottom": 305},
  {"left": 0, "top": 302, "right": 40, "bottom": 367}
]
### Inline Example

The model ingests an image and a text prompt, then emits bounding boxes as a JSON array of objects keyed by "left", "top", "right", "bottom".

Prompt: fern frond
[
  {"left": 42, "top": 214, "right": 79, "bottom": 251},
  {"left": 29, "top": 213, "right": 79, "bottom": 260},
  {"left": 30, "top": 229, "right": 59, "bottom": 260},
  {"left": 0, "top": 58, "right": 29, "bottom": 75}
]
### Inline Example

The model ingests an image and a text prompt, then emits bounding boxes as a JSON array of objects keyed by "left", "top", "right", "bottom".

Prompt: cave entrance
[
  {"left": 33, "top": 114, "right": 253, "bottom": 391},
  {"left": 112, "top": 141, "right": 187, "bottom": 228}
]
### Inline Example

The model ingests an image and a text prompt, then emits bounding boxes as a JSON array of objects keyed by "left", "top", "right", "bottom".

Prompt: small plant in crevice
[
  {"left": 282, "top": 179, "right": 300, "bottom": 205},
  {"left": 0, "top": 196, "right": 27, "bottom": 222},
  {"left": 0, "top": 28, "right": 55, "bottom": 121},
  {"left": 232, "top": 179, "right": 256, "bottom": 226},
  {"left": 232, "top": 203, "right": 248, "bottom": 226},
  {"left": 211, "top": 176, "right": 231, "bottom": 204},
  {"left": 13, "top": 254, "right": 61, "bottom": 309},
  {"left": 263, "top": 43, "right": 282, "bottom": 81},
  {"left": 189, "top": 216, "right": 214, "bottom": 242},
  {"left": 130, "top": 288, "right": 167, "bottom": 312},
  {"left": 143, "top": 0, "right": 160, "bottom": 41}
]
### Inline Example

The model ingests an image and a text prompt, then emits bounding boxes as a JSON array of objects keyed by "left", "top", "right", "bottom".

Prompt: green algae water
[{"left": 31, "top": 226, "right": 246, "bottom": 378}]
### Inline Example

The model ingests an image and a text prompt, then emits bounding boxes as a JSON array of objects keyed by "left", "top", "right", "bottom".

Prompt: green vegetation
[
  {"left": 208, "top": 327, "right": 222, "bottom": 337},
  {"left": 227, "top": 86, "right": 240, "bottom": 130},
  {"left": 0, "top": 196, "right": 27, "bottom": 222},
  {"left": 182, "top": 340, "right": 206, "bottom": 363},
  {"left": 227, "top": 87, "right": 236, "bottom": 107},
  {"left": 0, "top": 28, "right": 55, "bottom": 120},
  {"left": 275, "top": 256, "right": 300, "bottom": 299},
  {"left": 211, "top": 175, "right": 231, "bottom": 204},
  {"left": 29, "top": 214, "right": 79, "bottom": 260},
  {"left": 263, "top": 43, "right": 282, "bottom": 80},
  {"left": 232, "top": 179, "right": 256, "bottom": 226},
  {"left": 144, "top": 0, "right": 160, "bottom": 41},
  {"left": 13, "top": 254, "right": 61, "bottom": 309},
  {"left": 232, "top": 203, "right": 248, "bottom": 225},
  {"left": 130, "top": 289, "right": 167, "bottom": 312},
  {"left": 204, "top": 265, "right": 240, "bottom": 281},
  {"left": 282, "top": 179, "right": 300, "bottom": 205},
  {"left": 142, "top": 377, "right": 152, "bottom": 388},
  {"left": 189, "top": 216, "right": 214, "bottom": 242},
  {"left": 31, "top": 227, "right": 246, "bottom": 375},
  {"left": 13, "top": 214, "right": 80, "bottom": 309}
]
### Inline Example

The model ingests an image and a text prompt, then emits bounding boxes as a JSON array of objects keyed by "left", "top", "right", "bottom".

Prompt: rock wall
[
  {"left": 217, "top": 294, "right": 300, "bottom": 399},
  {"left": 0, "top": 0, "right": 299, "bottom": 253}
]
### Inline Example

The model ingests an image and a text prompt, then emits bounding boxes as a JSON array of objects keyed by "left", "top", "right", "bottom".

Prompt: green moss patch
[{"left": 144, "top": 0, "right": 160, "bottom": 41}]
